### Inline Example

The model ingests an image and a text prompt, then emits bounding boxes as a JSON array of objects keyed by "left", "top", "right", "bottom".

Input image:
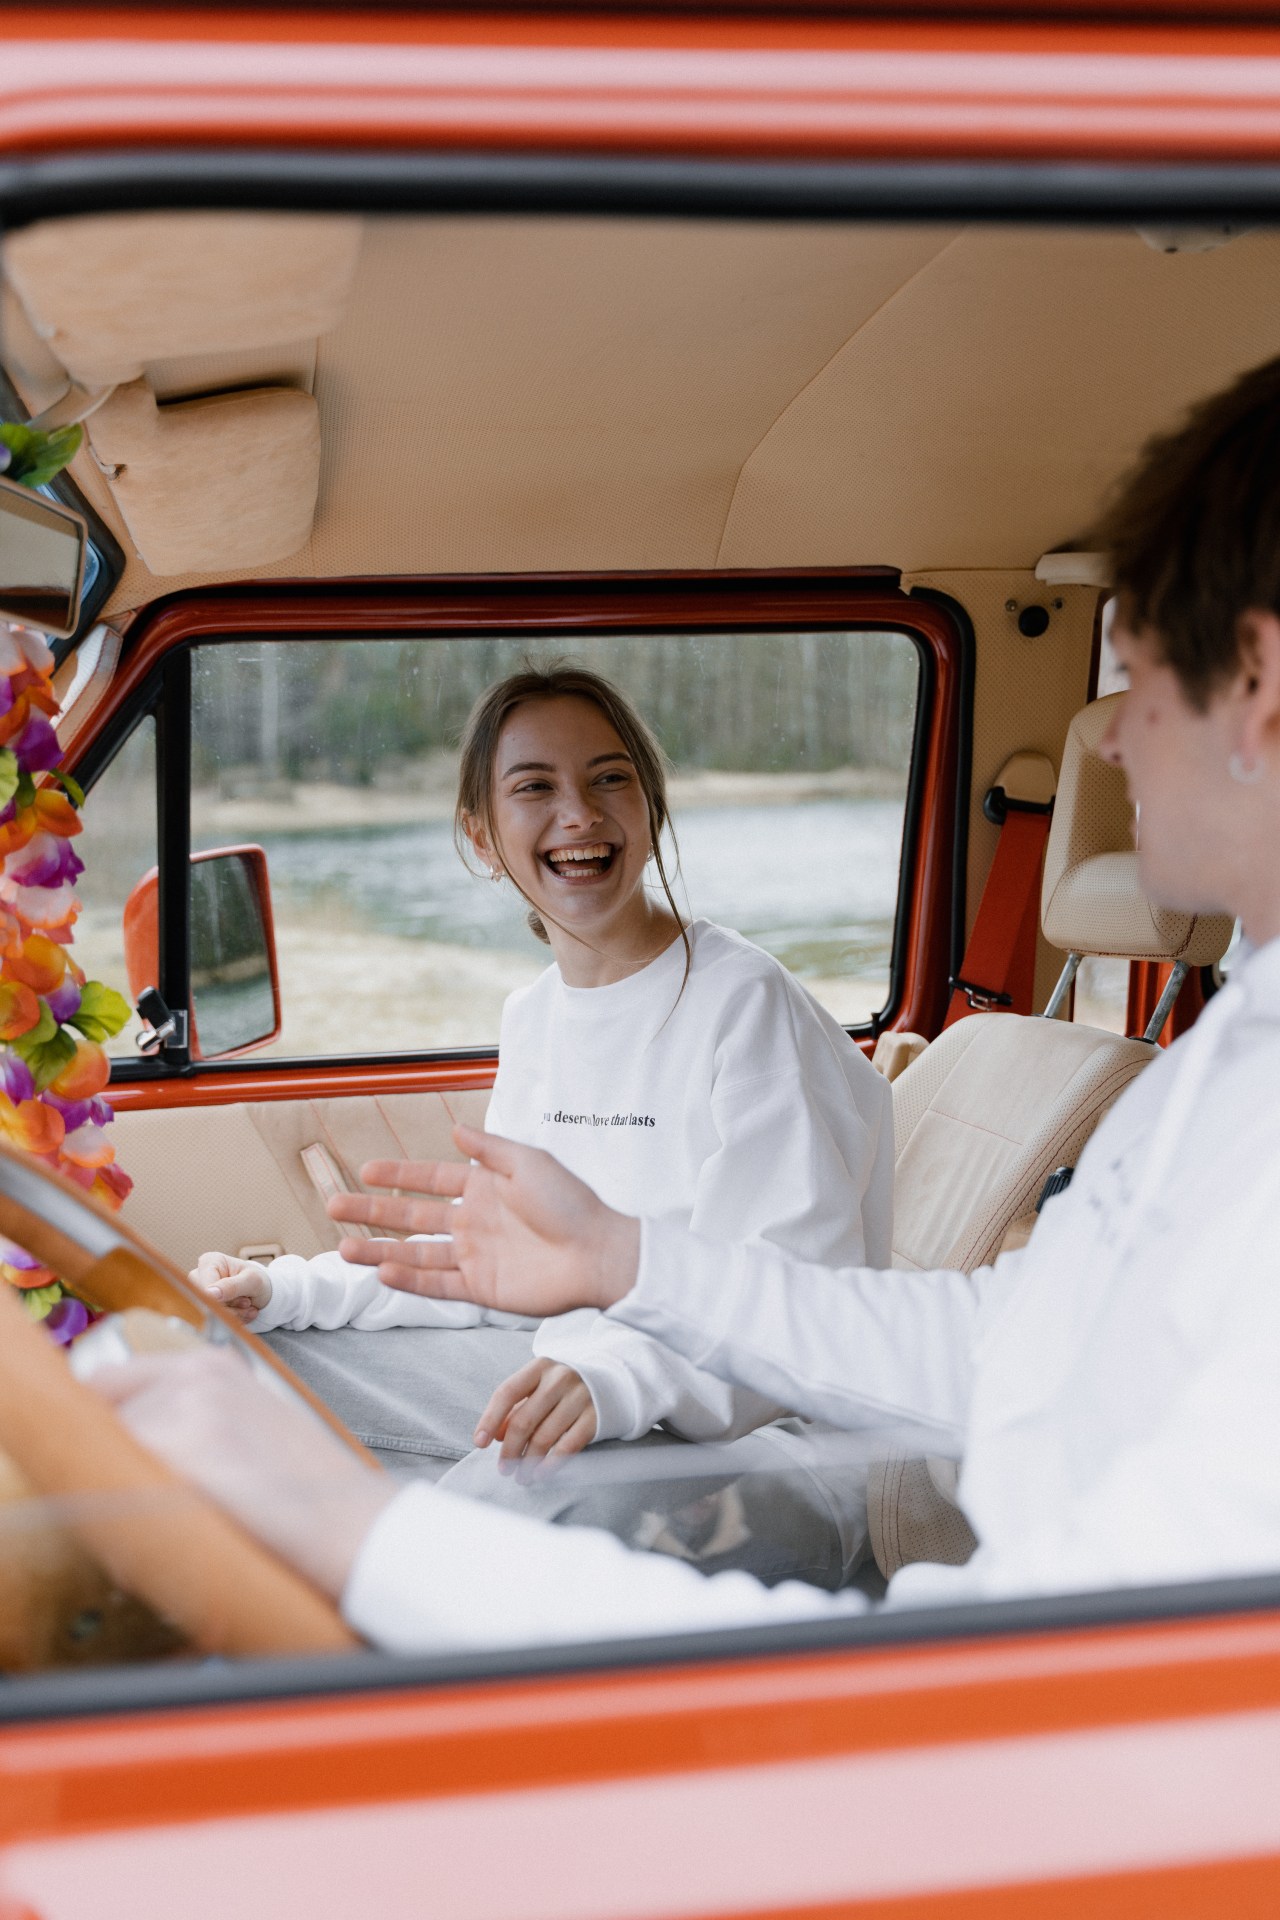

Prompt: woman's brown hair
[
  {"left": 455, "top": 660, "right": 690, "bottom": 977},
  {"left": 1092, "top": 353, "right": 1280, "bottom": 710}
]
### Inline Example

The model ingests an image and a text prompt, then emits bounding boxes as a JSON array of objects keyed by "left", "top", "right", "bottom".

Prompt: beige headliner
[{"left": 4, "top": 213, "right": 1280, "bottom": 612}]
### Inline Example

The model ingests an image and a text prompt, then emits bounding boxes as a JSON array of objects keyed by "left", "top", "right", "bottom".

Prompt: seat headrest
[{"left": 1040, "top": 694, "right": 1234, "bottom": 967}]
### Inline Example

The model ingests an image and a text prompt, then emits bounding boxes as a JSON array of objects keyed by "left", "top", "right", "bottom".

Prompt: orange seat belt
[{"left": 945, "top": 778, "right": 1054, "bottom": 1028}]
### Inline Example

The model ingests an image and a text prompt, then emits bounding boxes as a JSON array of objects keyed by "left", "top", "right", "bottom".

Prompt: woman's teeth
[{"left": 544, "top": 843, "right": 614, "bottom": 877}]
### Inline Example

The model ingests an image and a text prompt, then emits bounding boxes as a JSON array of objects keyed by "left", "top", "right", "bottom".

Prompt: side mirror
[
  {"left": 0, "top": 476, "right": 87, "bottom": 640},
  {"left": 123, "top": 847, "right": 282, "bottom": 1060}
]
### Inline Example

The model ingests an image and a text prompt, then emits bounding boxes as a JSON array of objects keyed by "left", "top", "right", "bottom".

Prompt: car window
[
  {"left": 189, "top": 630, "right": 920, "bottom": 1059},
  {"left": 71, "top": 714, "right": 157, "bottom": 1060}
]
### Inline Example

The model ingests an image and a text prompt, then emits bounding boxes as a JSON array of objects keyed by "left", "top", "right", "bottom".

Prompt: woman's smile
[{"left": 541, "top": 841, "right": 619, "bottom": 883}]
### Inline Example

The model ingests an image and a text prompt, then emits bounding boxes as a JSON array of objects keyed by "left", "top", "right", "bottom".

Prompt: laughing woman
[{"left": 193, "top": 663, "right": 892, "bottom": 1586}]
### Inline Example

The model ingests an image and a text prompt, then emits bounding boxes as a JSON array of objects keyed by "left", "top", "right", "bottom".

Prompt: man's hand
[
  {"left": 86, "top": 1347, "right": 393, "bottom": 1601},
  {"left": 327, "top": 1127, "right": 641, "bottom": 1319},
  {"left": 475, "top": 1357, "right": 598, "bottom": 1471},
  {"left": 189, "top": 1251, "right": 271, "bottom": 1324}
]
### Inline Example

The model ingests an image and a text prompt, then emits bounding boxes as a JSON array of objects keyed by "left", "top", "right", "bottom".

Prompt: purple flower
[
  {"left": 12, "top": 712, "right": 62, "bottom": 774},
  {"left": 45, "top": 1092, "right": 112, "bottom": 1130},
  {"left": 0, "top": 681, "right": 15, "bottom": 722},
  {"left": 0, "top": 1052, "right": 34, "bottom": 1105},
  {"left": 44, "top": 1091, "right": 92, "bottom": 1131},
  {"left": 44, "top": 1296, "right": 89, "bottom": 1344},
  {"left": 0, "top": 1239, "right": 43, "bottom": 1271},
  {"left": 7, "top": 833, "right": 83, "bottom": 887},
  {"left": 45, "top": 976, "right": 82, "bottom": 1024}
]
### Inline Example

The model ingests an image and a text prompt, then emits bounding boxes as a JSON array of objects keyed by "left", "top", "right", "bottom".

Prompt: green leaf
[
  {"left": 13, "top": 771, "right": 35, "bottom": 813},
  {"left": 0, "top": 751, "right": 19, "bottom": 812},
  {"left": 19, "top": 1281, "right": 63, "bottom": 1321},
  {"left": 12, "top": 1008, "right": 76, "bottom": 1092},
  {"left": 71, "top": 981, "right": 131, "bottom": 1044},
  {"left": 0, "top": 421, "right": 84, "bottom": 488},
  {"left": 47, "top": 767, "right": 85, "bottom": 808},
  {"left": 11, "top": 1000, "right": 55, "bottom": 1056}
]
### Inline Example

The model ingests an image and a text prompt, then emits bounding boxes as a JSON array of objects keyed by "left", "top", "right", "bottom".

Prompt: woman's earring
[
  {"left": 488, "top": 867, "right": 504, "bottom": 882},
  {"left": 1229, "top": 751, "right": 1265, "bottom": 785}
]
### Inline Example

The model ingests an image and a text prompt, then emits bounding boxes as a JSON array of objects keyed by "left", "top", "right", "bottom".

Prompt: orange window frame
[{"left": 65, "top": 572, "right": 970, "bottom": 1113}]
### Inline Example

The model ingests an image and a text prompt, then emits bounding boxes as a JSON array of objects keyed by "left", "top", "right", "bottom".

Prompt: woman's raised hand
[{"left": 327, "top": 1127, "right": 641, "bottom": 1320}]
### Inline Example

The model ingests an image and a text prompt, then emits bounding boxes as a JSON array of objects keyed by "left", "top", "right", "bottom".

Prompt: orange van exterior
[{"left": 3, "top": 9, "right": 1280, "bottom": 1917}]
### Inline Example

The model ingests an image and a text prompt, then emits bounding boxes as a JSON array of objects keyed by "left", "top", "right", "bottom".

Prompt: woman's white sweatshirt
[
  {"left": 343, "top": 936, "right": 1280, "bottom": 1654},
  {"left": 253, "top": 920, "right": 893, "bottom": 1444}
]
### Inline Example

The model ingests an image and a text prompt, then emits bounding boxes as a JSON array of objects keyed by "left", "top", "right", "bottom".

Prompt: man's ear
[{"left": 1234, "top": 609, "right": 1280, "bottom": 762}]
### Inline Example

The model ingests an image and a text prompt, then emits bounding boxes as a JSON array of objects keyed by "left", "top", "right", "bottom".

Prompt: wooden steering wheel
[{"left": 0, "top": 1140, "right": 375, "bottom": 1663}]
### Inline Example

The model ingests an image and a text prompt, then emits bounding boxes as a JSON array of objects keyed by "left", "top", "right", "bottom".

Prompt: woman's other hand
[
  {"left": 474, "top": 1357, "right": 598, "bottom": 1473},
  {"left": 327, "top": 1127, "right": 641, "bottom": 1319},
  {"left": 189, "top": 1250, "right": 272, "bottom": 1323}
]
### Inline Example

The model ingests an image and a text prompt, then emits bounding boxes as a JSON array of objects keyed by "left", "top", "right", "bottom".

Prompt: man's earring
[{"left": 1229, "top": 751, "right": 1265, "bottom": 785}]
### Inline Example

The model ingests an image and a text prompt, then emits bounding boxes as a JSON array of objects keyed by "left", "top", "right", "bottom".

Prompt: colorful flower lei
[{"left": 0, "top": 422, "right": 132, "bottom": 1340}]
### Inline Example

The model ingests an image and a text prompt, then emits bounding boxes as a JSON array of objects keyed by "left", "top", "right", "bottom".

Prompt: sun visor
[
  {"left": 87, "top": 382, "right": 321, "bottom": 576},
  {"left": 2, "top": 213, "right": 361, "bottom": 389}
]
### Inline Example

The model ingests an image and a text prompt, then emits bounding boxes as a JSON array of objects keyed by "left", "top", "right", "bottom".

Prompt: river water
[{"left": 253, "top": 794, "right": 909, "bottom": 983}]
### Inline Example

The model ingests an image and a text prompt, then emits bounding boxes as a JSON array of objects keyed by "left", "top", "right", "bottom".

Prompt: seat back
[
  {"left": 891, "top": 690, "right": 1233, "bottom": 1274},
  {"left": 891, "top": 1013, "right": 1151, "bottom": 1272}
]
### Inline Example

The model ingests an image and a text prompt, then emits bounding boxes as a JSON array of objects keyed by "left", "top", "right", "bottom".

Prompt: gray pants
[{"left": 264, "top": 1325, "right": 872, "bottom": 1590}]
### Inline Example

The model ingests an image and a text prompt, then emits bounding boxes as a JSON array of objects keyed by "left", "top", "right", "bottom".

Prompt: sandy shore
[{"left": 79, "top": 904, "right": 889, "bottom": 1062}]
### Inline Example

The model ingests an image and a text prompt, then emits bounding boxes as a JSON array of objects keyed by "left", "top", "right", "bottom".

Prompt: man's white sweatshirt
[
  {"left": 254, "top": 921, "right": 892, "bottom": 1444},
  {"left": 343, "top": 936, "right": 1280, "bottom": 1654}
]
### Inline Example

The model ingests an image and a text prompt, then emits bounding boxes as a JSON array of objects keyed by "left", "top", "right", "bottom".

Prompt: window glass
[
  {"left": 190, "top": 631, "right": 920, "bottom": 1058},
  {"left": 73, "top": 715, "right": 157, "bottom": 1060}
]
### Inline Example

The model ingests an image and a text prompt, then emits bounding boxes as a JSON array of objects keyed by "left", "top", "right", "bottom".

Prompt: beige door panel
[{"left": 112, "top": 1089, "right": 490, "bottom": 1274}]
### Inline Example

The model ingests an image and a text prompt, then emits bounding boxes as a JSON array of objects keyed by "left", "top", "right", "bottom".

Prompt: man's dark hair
[{"left": 1093, "top": 354, "right": 1280, "bottom": 709}]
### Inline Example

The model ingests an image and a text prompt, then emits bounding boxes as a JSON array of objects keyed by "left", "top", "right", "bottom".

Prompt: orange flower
[
  {"left": 49, "top": 1036, "right": 110, "bottom": 1102},
  {"left": 0, "top": 693, "right": 35, "bottom": 750},
  {"left": 0, "top": 980, "right": 42, "bottom": 1041},
  {"left": 6, "top": 934, "right": 67, "bottom": 996},
  {"left": 0, "top": 907, "right": 22, "bottom": 959},
  {"left": 0, "top": 1260, "right": 56, "bottom": 1290},
  {"left": 31, "top": 790, "right": 81, "bottom": 838},
  {"left": 3, "top": 879, "right": 79, "bottom": 936},
  {"left": 0, "top": 1092, "right": 64, "bottom": 1155},
  {"left": 0, "top": 792, "right": 83, "bottom": 861},
  {"left": 9, "top": 669, "right": 61, "bottom": 717},
  {"left": 91, "top": 1162, "right": 133, "bottom": 1210},
  {"left": 58, "top": 1122, "right": 114, "bottom": 1170}
]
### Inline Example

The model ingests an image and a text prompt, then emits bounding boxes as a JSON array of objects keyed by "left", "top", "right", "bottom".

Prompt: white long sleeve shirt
[
  {"left": 490, "top": 920, "right": 892, "bottom": 1441},
  {"left": 342, "top": 936, "right": 1280, "bottom": 1654},
  {"left": 258, "top": 920, "right": 892, "bottom": 1445}
]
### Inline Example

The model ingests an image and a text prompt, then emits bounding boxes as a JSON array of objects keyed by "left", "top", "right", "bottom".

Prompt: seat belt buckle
[
  {"left": 982, "top": 787, "right": 1055, "bottom": 827},
  {"left": 949, "top": 974, "right": 1014, "bottom": 1011}
]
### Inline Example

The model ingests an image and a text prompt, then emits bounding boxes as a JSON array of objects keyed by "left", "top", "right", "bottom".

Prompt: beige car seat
[{"left": 867, "top": 693, "right": 1234, "bottom": 1579}]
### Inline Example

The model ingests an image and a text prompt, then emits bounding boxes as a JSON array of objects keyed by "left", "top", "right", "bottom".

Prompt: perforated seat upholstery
[
  {"left": 868, "top": 693, "right": 1234, "bottom": 1578},
  {"left": 891, "top": 1013, "right": 1152, "bottom": 1273}
]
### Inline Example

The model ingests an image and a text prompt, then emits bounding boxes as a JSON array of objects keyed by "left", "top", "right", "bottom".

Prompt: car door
[{"left": 64, "top": 577, "right": 954, "bottom": 1276}]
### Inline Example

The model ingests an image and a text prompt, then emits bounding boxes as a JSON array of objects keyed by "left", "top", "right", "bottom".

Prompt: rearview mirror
[
  {"left": 0, "top": 476, "right": 87, "bottom": 640},
  {"left": 123, "top": 846, "right": 282, "bottom": 1060}
]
